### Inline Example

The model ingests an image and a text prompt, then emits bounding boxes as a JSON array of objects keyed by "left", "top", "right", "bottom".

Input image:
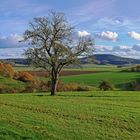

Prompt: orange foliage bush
[
  {"left": 0, "top": 62, "right": 15, "bottom": 78},
  {"left": 23, "top": 79, "right": 49, "bottom": 93},
  {"left": 14, "top": 71, "right": 34, "bottom": 82},
  {"left": 58, "top": 83, "right": 93, "bottom": 91},
  {"left": 54, "top": 81, "right": 93, "bottom": 92},
  {"left": 57, "top": 82, "right": 79, "bottom": 91}
]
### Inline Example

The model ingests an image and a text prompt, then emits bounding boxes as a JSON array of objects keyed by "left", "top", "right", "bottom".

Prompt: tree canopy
[{"left": 23, "top": 11, "right": 94, "bottom": 95}]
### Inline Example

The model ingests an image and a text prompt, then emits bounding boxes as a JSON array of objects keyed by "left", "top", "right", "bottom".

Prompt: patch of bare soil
[{"left": 27, "top": 70, "right": 103, "bottom": 77}]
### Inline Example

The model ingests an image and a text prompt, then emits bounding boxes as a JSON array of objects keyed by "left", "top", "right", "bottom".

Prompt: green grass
[
  {"left": 0, "top": 91, "right": 140, "bottom": 140},
  {"left": 60, "top": 72, "right": 140, "bottom": 88},
  {"left": 65, "top": 64, "right": 129, "bottom": 71},
  {"left": 14, "top": 66, "right": 37, "bottom": 71},
  {"left": 14, "top": 64, "right": 127, "bottom": 72},
  {"left": 0, "top": 76, "right": 25, "bottom": 89},
  {"left": 1, "top": 68, "right": 140, "bottom": 90}
]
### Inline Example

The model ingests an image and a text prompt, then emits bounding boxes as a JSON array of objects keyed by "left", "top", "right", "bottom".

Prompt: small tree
[
  {"left": 23, "top": 11, "right": 94, "bottom": 96},
  {"left": 99, "top": 80, "right": 113, "bottom": 91}
]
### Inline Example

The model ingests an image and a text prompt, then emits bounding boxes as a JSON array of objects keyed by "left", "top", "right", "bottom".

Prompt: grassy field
[
  {"left": 1, "top": 71, "right": 139, "bottom": 90},
  {"left": 14, "top": 66, "right": 39, "bottom": 72},
  {"left": 1, "top": 65, "right": 140, "bottom": 139},
  {"left": 14, "top": 64, "right": 128, "bottom": 72},
  {"left": 60, "top": 72, "right": 140, "bottom": 88},
  {"left": 0, "top": 91, "right": 140, "bottom": 140},
  {"left": 0, "top": 76, "right": 25, "bottom": 89},
  {"left": 1, "top": 64, "right": 139, "bottom": 91}
]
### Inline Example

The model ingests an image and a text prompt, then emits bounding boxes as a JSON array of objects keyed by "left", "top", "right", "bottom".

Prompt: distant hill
[
  {"left": 1, "top": 54, "right": 140, "bottom": 65},
  {"left": 81, "top": 54, "right": 140, "bottom": 65},
  {"left": 0, "top": 58, "right": 29, "bottom": 65}
]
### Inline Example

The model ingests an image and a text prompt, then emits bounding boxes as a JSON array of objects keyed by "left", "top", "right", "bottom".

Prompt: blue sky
[{"left": 0, "top": 0, "right": 140, "bottom": 58}]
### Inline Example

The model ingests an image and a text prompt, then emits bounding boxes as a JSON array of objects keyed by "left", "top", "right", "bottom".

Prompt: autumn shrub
[
  {"left": 0, "top": 62, "right": 15, "bottom": 78},
  {"left": 77, "top": 85, "right": 94, "bottom": 91},
  {"left": 57, "top": 83, "right": 78, "bottom": 91},
  {"left": 23, "top": 79, "right": 49, "bottom": 93},
  {"left": 24, "top": 81, "right": 86, "bottom": 93},
  {"left": 56, "top": 81, "right": 93, "bottom": 92},
  {"left": 135, "top": 65, "right": 140, "bottom": 72},
  {"left": 14, "top": 71, "right": 34, "bottom": 82},
  {"left": 0, "top": 85, "right": 20, "bottom": 93},
  {"left": 99, "top": 80, "right": 114, "bottom": 91}
]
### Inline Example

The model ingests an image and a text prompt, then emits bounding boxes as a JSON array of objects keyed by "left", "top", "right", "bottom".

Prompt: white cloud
[
  {"left": 96, "top": 17, "right": 133, "bottom": 28},
  {"left": 113, "top": 45, "right": 132, "bottom": 52},
  {"left": 132, "top": 44, "right": 140, "bottom": 51},
  {"left": 94, "top": 45, "right": 113, "bottom": 52},
  {"left": 0, "top": 47, "right": 26, "bottom": 58},
  {"left": 78, "top": 30, "right": 91, "bottom": 37},
  {"left": 0, "top": 34, "right": 26, "bottom": 48},
  {"left": 95, "top": 31, "right": 118, "bottom": 41},
  {"left": 128, "top": 31, "right": 140, "bottom": 40},
  {"left": 94, "top": 44, "right": 140, "bottom": 59}
]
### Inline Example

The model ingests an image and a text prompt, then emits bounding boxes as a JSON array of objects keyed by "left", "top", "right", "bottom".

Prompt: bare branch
[{"left": 23, "top": 11, "right": 94, "bottom": 95}]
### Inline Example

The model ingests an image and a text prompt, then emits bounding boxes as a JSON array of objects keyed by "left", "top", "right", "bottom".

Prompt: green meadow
[
  {"left": 1, "top": 65, "right": 140, "bottom": 91},
  {"left": 61, "top": 72, "right": 140, "bottom": 88},
  {"left": 0, "top": 65, "right": 140, "bottom": 139},
  {"left": 0, "top": 91, "right": 140, "bottom": 140}
]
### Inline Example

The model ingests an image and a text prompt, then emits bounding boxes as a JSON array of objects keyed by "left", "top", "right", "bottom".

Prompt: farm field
[
  {"left": 14, "top": 64, "right": 127, "bottom": 72},
  {"left": 0, "top": 65, "right": 139, "bottom": 91},
  {"left": 0, "top": 91, "right": 140, "bottom": 140},
  {"left": 1, "top": 64, "right": 140, "bottom": 139},
  {"left": 60, "top": 72, "right": 140, "bottom": 87}
]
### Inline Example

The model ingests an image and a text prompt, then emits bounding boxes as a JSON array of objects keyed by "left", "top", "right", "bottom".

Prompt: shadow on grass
[
  {"left": 116, "top": 74, "right": 140, "bottom": 91},
  {"left": 0, "top": 128, "right": 32, "bottom": 140},
  {"left": 34, "top": 94, "right": 122, "bottom": 98}
]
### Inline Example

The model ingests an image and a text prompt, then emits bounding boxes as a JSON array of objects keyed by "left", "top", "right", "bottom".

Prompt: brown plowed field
[{"left": 27, "top": 70, "right": 103, "bottom": 77}]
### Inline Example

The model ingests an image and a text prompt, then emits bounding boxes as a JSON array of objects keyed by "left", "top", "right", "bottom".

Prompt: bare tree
[{"left": 23, "top": 11, "right": 94, "bottom": 96}]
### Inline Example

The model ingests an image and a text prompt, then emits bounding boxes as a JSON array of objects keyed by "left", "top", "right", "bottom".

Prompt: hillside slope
[
  {"left": 81, "top": 54, "right": 140, "bottom": 65},
  {"left": 1, "top": 54, "right": 140, "bottom": 65}
]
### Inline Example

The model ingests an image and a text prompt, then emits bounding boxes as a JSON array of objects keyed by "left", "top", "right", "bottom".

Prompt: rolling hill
[
  {"left": 81, "top": 54, "right": 140, "bottom": 65},
  {"left": 1, "top": 54, "right": 140, "bottom": 65}
]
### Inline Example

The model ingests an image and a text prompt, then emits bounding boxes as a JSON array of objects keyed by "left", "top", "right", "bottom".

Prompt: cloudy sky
[{"left": 0, "top": 0, "right": 140, "bottom": 58}]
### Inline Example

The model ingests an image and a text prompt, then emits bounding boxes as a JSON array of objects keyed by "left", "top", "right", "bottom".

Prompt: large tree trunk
[
  {"left": 50, "top": 78, "right": 58, "bottom": 96},
  {"left": 50, "top": 70, "right": 58, "bottom": 96}
]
